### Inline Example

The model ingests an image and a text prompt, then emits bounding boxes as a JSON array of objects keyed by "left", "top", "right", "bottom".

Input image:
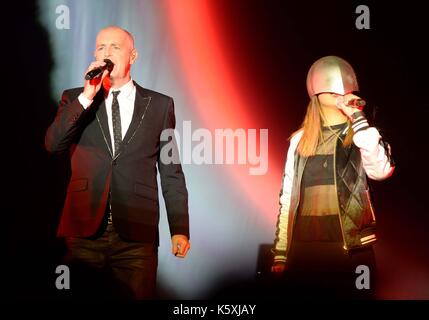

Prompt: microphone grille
[
  {"left": 356, "top": 99, "right": 366, "bottom": 106},
  {"left": 103, "top": 59, "right": 114, "bottom": 71}
]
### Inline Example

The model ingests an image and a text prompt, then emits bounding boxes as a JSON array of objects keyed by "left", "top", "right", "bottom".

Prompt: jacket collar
[{"left": 95, "top": 82, "right": 152, "bottom": 159}]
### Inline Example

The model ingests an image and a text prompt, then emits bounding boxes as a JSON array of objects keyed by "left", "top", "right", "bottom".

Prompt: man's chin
[{"left": 109, "top": 72, "right": 124, "bottom": 80}]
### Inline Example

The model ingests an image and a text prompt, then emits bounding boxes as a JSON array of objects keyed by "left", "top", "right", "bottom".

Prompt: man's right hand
[
  {"left": 82, "top": 61, "right": 109, "bottom": 100},
  {"left": 271, "top": 261, "right": 287, "bottom": 273}
]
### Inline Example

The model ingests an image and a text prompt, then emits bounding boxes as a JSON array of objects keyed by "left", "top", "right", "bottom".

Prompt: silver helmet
[{"left": 306, "top": 56, "right": 359, "bottom": 97}]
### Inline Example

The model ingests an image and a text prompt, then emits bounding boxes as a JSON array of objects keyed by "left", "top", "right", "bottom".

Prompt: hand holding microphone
[
  {"left": 336, "top": 95, "right": 366, "bottom": 108},
  {"left": 82, "top": 59, "right": 114, "bottom": 100},
  {"left": 336, "top": 94, "right": 366, "bottom": 120},
  {"left": 85, "top": 59, "right": 114, "bottom": 80},
  {"left": 345, "top": 98, "right": 366, "bottom": 108}
]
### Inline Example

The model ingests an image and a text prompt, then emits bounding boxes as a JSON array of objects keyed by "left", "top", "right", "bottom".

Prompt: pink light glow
[{"left": 164, "top": 0, "right": 283, "bottom": 226}]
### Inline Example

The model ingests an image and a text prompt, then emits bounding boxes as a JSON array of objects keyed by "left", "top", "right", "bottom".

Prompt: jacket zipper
[
  {"left": 333, "top": 144, "right": 348, "bottom": 250},
  {"left": 365, "top": 189, "right": 376, "bottom": 222}
]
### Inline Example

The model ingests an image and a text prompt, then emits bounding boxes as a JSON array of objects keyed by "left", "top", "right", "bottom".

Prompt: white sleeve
[
  {"left": 273, "top": 132, "right": 301, "bottom": 262},
  {"left": 353, "top": 127, "right": 395, "bottom": 180},
  {"left": 78, "top": 93, "right": 93, "bottom": 109}
]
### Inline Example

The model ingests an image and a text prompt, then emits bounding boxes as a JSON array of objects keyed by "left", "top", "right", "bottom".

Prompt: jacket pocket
[
  {"left": 134, "top": 182, "right": 158, "bottom": 201},
  {"left": 68, "top": 178, "right": 88, "bottom": 192}
]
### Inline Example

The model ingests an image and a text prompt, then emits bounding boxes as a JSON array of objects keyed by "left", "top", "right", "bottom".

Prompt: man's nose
[{"left": 104, "top": 47, "right": 112, "bottom": 57}]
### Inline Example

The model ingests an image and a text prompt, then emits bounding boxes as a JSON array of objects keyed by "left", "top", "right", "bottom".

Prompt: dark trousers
[
  {"left": 279, "top": 241, "right": 377, "bottom": 299},
  {"left": 64, "top": 223, "right": 158, "bottom": 299}
]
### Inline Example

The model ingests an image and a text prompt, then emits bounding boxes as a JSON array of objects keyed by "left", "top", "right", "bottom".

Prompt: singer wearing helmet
[
  {"left": 45, "top": 26, "right": 190, "bottom": 299},
  {"left": 271, "top": 56, "right": 394, "bottom": 298}
]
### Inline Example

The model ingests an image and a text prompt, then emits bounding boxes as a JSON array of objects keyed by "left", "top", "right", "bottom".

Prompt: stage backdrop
[{"left": 36, "top": 0, "right": 429, "bottom": 299}]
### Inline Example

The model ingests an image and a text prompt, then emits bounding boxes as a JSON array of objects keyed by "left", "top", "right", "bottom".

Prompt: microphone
[
  {"left": 345, "top": 98, "right": 366, "bottom": 108},
  {"left": 85, "top": 59, "right": 114, "bottom": 80}
]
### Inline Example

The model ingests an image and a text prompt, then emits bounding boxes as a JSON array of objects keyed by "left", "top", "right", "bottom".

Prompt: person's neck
[
  {"left": 321, "top": 105, "right": 348, "bottom": 126},
  {"left": 103, "top": 76, "right": 131, "bottom": 92}
]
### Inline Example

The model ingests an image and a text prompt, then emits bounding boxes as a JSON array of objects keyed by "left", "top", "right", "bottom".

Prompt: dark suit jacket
[{"left": 45, "top": 82, "right": 189, "bottom": 245}]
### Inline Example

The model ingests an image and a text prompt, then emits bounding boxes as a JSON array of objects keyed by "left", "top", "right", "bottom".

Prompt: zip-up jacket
[{"left": 273, "top": 119, "right": 395, "bottom": 263}]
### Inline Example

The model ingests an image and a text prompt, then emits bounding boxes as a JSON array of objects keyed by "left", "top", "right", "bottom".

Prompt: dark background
[{"left": 8, "top": 0, "right": 427, "bottom": 299}]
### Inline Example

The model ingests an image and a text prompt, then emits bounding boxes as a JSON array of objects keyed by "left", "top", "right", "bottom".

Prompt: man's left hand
[{"left": 171, "top": 235, "right": 190, "bottom": 258}]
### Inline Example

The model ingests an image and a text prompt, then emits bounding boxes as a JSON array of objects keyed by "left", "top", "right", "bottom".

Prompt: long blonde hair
[{"left": 292, "top": 95, "right": 354, "bottom": 157}]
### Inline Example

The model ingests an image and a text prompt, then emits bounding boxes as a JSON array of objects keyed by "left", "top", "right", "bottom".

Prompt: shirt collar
[{"left": 106, "top": 79, "right": 135, "bottom": 100}]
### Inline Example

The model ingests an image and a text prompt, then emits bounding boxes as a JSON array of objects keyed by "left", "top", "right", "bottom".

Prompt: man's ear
[{"left": 130, "top": 49, "right": 138, "bottom": 65}]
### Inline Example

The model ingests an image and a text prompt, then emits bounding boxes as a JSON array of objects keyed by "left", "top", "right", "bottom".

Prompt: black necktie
[{"left": 111, "top": 90, "right": 122, "bottom": 156}]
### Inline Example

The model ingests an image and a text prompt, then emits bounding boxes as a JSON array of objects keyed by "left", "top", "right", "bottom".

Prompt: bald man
[{"left": 46, "top": 26, "right": 190, "bottom": 299}]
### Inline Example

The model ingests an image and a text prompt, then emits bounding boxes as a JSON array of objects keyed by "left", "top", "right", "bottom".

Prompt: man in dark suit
[{"left": 45, "top": 26, "right": 190, "bottom": 299}]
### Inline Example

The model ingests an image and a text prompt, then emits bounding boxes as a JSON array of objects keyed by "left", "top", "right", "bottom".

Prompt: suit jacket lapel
[
  {"left": 114, "top": 83, "right": 152, "bottom": 160},
  {"left": 94, "top": 92, "right": 113, "bottom": 158}
]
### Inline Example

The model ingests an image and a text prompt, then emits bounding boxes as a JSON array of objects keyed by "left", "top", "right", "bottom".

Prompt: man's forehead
[{"left": 96, "top": 30, "right": 127, "bottom": 42}]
